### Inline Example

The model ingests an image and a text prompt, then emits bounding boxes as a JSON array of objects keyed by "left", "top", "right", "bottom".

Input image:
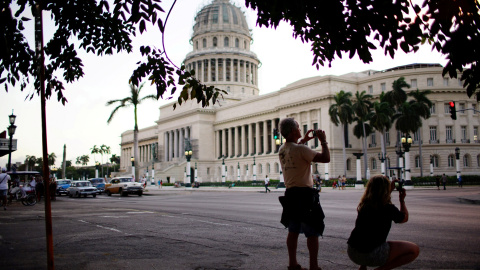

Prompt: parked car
[
  {"left": 67, "top": 181, "right": 98, "bottom": 198},
  {"left": 105, "top": 177, "right": 143, "bottom": 196},
  {"left": 88, "top": 178, "right": 106, "bottom": 194},
  {"left": 55, "top": 179, "right": 72, "bottom": 196}
]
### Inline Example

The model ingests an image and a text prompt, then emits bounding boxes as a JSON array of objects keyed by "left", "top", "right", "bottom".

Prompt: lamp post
[
  {"left": 7, "top": 111, "right": 17, "bottom": 171},
  {"left": 237, "top": 162, "right": 240, "bottom": 182},
  {"left": 131, "top": 157, "right": 135, "bottom": 181},
  {"left": 455, "top": 147, "right": 461, "bottom": 181},
  {"left": 95, "top": 161, "right": 100, "bottom": 178},
  {"left": 185, "top": 149, "right": 192, "bottom": 188},
  {"left": 275, "top": 137, "right": 286, "bottom": 188},
  {"left": 151, "top": 143, "right": 156, "bottom": 185},
  {"left": 395, "top": 140, "right": 405, "bottom": 185},
  {"left": 378, "top": 152, "right": 386, "bottom": 176},
  {"left": 401, "top": 135, "right": 413, "bottom": 188},
  {"left": 252, "top": 156, "right": 257, "bottom": 181},
  {"left": 221, "top": 156, "right": 226, "bottom": 184},
  {"left": 51, "top": 166, "right": 57, "bottom": 179},
  {"left": 195, "top": 162, "right": 198, "bottom": 183}
]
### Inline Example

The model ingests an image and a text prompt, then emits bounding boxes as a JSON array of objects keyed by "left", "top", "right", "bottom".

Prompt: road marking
[{"left": 78, "top": 219, "right": 131, "bottom": 235}]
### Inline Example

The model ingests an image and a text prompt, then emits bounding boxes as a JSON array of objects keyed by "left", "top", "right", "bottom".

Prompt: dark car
[
  {"left": 88, "top": 178, "right": 106, "bottom": 194},
  {"left": 55, "top": 179, "right": 72, "bottom": 196}
]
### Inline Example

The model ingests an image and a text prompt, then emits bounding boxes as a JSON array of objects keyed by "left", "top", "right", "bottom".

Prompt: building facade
[{"left": 119, "top": 0, "right": 480, "bottom": 183}]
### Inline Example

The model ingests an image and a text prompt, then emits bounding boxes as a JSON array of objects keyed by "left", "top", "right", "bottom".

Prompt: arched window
[
  {"left": 235, "top": 38, "right": 239, "bottom": 48},
  {"left": 432, "top": 155, "right": 439, "bottom": 167},
  {"left": 196, "top": 41, "right": 198, "bottom": 49},
  {"left": 415, "top": 156, "right": 421, "bottom": 168},
  {"left": 224, "top": 37, "right": 229, "bottom": 47},
  {"left": 346, "top": 159, "right": 351, "bottom": 170},
  {"left": 213, "top": 37, "right": 217, "bottom": 47},
  {"left": 463, "top": 155, "right": 470, "bottom": 167},
  {"left": 259, "top": 164, "right": 263, "bottom": 174},
  {"left": 371, "top": 158, "right": 377, "bottom": 170},
  {"left": 275, "top": 163, "right": 279, "bottom": 173},
  {"left": 203, "top": 38, "right": 206, "bottom": 48},
  {"left": 448, "top": 155, "right": 455, "bottom": 167}
]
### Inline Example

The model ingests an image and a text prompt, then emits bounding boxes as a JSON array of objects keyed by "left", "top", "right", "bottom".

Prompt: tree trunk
[
  {"left": 133, "top": 127, "right": 139, "bottom": 181},
  {"left": 362, "top": 121, "right": 368, "bottom": 180},
  {"left": 418, "top": 129, "right": 423, "bottom": 177},
  {"left": 62, "top": 144, "right": 66, "bottom": 179},
  {"left": 342, "top": 124, "right": 347, "bottom": 177}
]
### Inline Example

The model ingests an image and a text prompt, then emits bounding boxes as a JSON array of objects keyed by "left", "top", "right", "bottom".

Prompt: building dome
[
  {"left": 184, "top": 0, "right": 260, "bottom": 102},
  {"left": 192, "top": 0, "right": 250, "bottom": 38}
]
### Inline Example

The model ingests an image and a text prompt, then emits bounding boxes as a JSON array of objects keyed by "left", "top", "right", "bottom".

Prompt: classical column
[
  {"left": 242, "top": 124, "right": 247, "bottom": 156},
  {"left": 263, "top": 120, "right": 268, "bottom": 154},
  {"left": 255, "top": 122, "right": 261, "bottom": 155},
  {"left": 175, "top": 129, "right": 179, "bottom": 159},
  {"left": 228, "top": 127, "right": 233, "bottom": 157},
  {"left": 222, "top": 128, "right": 227, "bottom": 158},
  {"left": 235, "top": 126, "right": 240, "bottom": 157},
  {"left": 216, "top": 130, "right": 221, "bottom": 158},
  {"left": 249, "top": 123, "right": 254, "bottom": 155}
]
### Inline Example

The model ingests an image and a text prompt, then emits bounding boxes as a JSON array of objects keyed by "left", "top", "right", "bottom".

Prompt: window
[
  {"left": 414, "top": 130, "right": 420, "bottom": 142},
  {"left": 244, "top": 40, "right": 247, "bottom": 49},
  {"left": 371, "top": 159, "right": 377, "bottom": 170},
  {"left": 267, "top": 163, "right": 270, "bottom": 173},
  {"left": 313, "top": 123, "right": 319, "bottom": 148},
  {"left": 385, "top": 131, "right": 390, "bottom": 144},
  {"left": 224, "top": 37, "right": 229, "bottom": 47},
  {"left": 443, "top": 78, "right": 449, "bottom": 86},
  {"left": 411, "top": 79, "right": 417, "bottom": 88},
  {"left": 225, "top": 58, "right": 231, "bottom": 81},
  {"left": 427, "top": 78, "right": 434, "bottom": 86},
  {"left": 210, "top": 59, "right": 216, "bottom": 81},
  {"left": 473, "top": 104, "right": 477, "bottom": 114},
  {"left": 227, "top": 86, "right": 230, "bottom": 93},
  {"left": 196, "top": 41, "right": 198, "bottom": 49},
  {"left": 235, "top": 38, "right": 239, "bottom": 48},
  {"left": 347, "top": 159, "right": 351, "bottom": 170},
  {"left": 218, "top": 58, "right": 223, "bottom": 81},
  {"left": 446, "top": 126, "right": 453, "bottom": 141},
  {"left": 432, "top": 155, "right": 439, "bottom": 167},
  {"left": 275, "top": 163, "right": 279, "bottom": 173},
  {"left": 430, "top": 103, "right": 436, "bottom": 114},
  {"left": 212, "top": 8, "right": 218, "bottom": 23},
  {"left": 371, "top": 133, "right": 376, "bottom": 145},
  {"left": 222, "top": 5, "right": 229, "bottom": 23},
  {"left": 463, "top": 155, "right": 470, "bottom": 167},
  {"left": 461, "top": 126, "right": 467, "bottom": 140},
  {"left": 415, "top": 156, "right": 421, "bottom": 168},
  {"left": 448, "top": 155, "right": 455, "bottom": 167},
  {"left": 203, "top": 38, "right": 206, "bottom": 48},
  {"left": 203, "top": 59, "right": 208, "bottom": 82},
  {"left": 259, "top": 164, "right": 263, "bottom": 174},
  {"left": 474, "top": 126, "right": 478, "bottom": 141},
  {"left": 458, "top": 78, "right": 463, "bottom": 86},
  {"left": 233, "top": 59, "right": 238, "bottom": 81},
  {"left": 444, "top": 103, "right": 451, "bottom": 114},
  {"left": 429, "top": 126, "right": 437, "bottom": 141},
  {"left": 381, "top": 83, "right": 386, "bottom": 92},
  {"left": 368, "top": 85, "right": 373, "bottom": 94},
  {"left": 207, "top": 168, "right": 210, "bottom": 175},
  {"left": 459, "top": 103, "right": 465, "bottom": 113},
  {"left": 213, "top": 37, "right": 217, "bottom": 47}
]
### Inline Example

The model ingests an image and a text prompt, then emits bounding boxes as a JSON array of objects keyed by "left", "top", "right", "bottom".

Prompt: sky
[{"left": 0, "top": 0, "right": 447, "bottom": 169}]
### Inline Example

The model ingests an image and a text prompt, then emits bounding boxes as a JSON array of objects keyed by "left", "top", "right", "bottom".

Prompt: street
[{"left": 1, "top": 186, "right": 479, "bottom": 270}]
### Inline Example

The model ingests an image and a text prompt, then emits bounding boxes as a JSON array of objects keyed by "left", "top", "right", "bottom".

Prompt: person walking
[
  {"left": 264, "top": 175, "right": 271, "bottom": 193},
  {"left": 442, "top": 174, "right": 447, "bottom": 190},
  {"left": 0, "top": 168, "right": 11, "bottom": 210},
  {"left": 278, "top": 118, "right": 330, "bottom": 270},
  {"left": 347, "top": 175, "right": 419, "bottom": 270}
]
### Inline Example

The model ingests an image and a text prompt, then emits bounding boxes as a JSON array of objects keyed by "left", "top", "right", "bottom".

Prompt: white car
[
  {"left": 66, "top": 181, "right": 98, "bottom": 198},
  {"left": 105, "top": 177, "right": 143, "bottom": 196}
]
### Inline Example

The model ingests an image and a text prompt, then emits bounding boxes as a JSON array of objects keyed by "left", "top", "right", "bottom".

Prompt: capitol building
[{"left": 119, "top": 0, "right": 480, "bottom": 184}]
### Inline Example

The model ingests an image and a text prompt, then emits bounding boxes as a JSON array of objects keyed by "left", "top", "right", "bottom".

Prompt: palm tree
[
  {"left": 329, "top": 90, "right": 354, "bottom": 177},
  {"left": 110, "top": 154, "right": 120, "bottom": 172},
  {"left": 352, "top": 91, "right": 373, "bottom": 179},
  {"left": 106, "top": 82, "right": 157, "bottom": 180},
  {"left": 370, "top": 95, "right": 395, "bottom": 160},
  {"left": 90, "top": 145, "right": 100, "bottom": 163},
  {"left": 75, "top": 156, "right": 82, "bottom": 166},
  {"left": 100, "top": 144, "right": 111, "bottom": 176},
  {"left": 25, "top": 155, "right": 37, "bottom": 171},
  {"left": 48, "top": 153, "right": 56, "bottom": 167},
  {"left": 408, "top": 89, "right": 433, "bottom": 176},
  {"left": 384, "top": 77, "right": 410, "bottom": 109},
  {"left": 80, "top": 155, "right": 90, "bottom": 166}
]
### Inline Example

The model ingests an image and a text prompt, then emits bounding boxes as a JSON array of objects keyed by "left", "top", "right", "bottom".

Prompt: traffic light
[
  {"left": 449, "top": 101, "right": 457, "bottom": 120},
  {"left": 273, "top": 128, "right": 279, "bottom": 140}
]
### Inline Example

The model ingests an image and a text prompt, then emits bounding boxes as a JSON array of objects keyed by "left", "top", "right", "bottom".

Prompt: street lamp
[
  {"left": 429, "top": 155, "right": 434, "bottom": 176},
  {"left": 131, "top": 157, "right": 135, "bottom": 181},
  {"left": 455, "top": 147, "right": 461, "bottom": 181},
  {"left": 221, "top": 155, "right": 226, "bottom": 184},
  {"left": 275, "top": 136, "right": 286, "bottom": 188},
  {"left": 401, "top": 135, "right": 413, "bottom": 187},
  {"left": 378, "top": 152, "right": 386, "bottom": 176},
  {"left": 252, "top": 156, "right": 257, "bottom": 181},
  {"left": 7, "top": 111, "right": 17, "bottom": 171},
  {"left": 353, "top": 153, "right": 364, "bottom": 189},
  {"left": 95, "top": 161, "right": 100, "bottom": 178},
  {"left": 51, "top": 166, "right": 57, "bottom": 179},
  {"left": 395, "top": 139, "right": 405, "bottom": 183},
  {"left": 185, "top": 149, "right": 192, "bottom": 187}
]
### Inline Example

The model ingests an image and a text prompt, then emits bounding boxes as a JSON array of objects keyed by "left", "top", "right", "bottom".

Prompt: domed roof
[{"left": 192, "top": 0, "right": 250, "bottom": 38}]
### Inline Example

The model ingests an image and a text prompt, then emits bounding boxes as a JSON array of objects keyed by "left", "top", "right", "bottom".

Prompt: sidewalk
[{"left": 143, "top": 185, "right": 480, "bottom": 204}]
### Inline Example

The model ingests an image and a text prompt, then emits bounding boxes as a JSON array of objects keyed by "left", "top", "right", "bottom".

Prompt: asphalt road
[{"left": 1, "top": 187, "right": 479, "bottom": 270}]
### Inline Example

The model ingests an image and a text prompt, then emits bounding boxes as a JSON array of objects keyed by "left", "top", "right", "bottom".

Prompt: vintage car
[
  {"left": 66, "top": 181, "right": 98, "bottom": 198},
  {"left": 88, "top": 178, "right": 106, "bottom": 194},
  {"left": 55, "top": 179, "right": 72, "bottom": 196},
  {"left": 105, "top": 177, "right": 143, "bottom": 196}
]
